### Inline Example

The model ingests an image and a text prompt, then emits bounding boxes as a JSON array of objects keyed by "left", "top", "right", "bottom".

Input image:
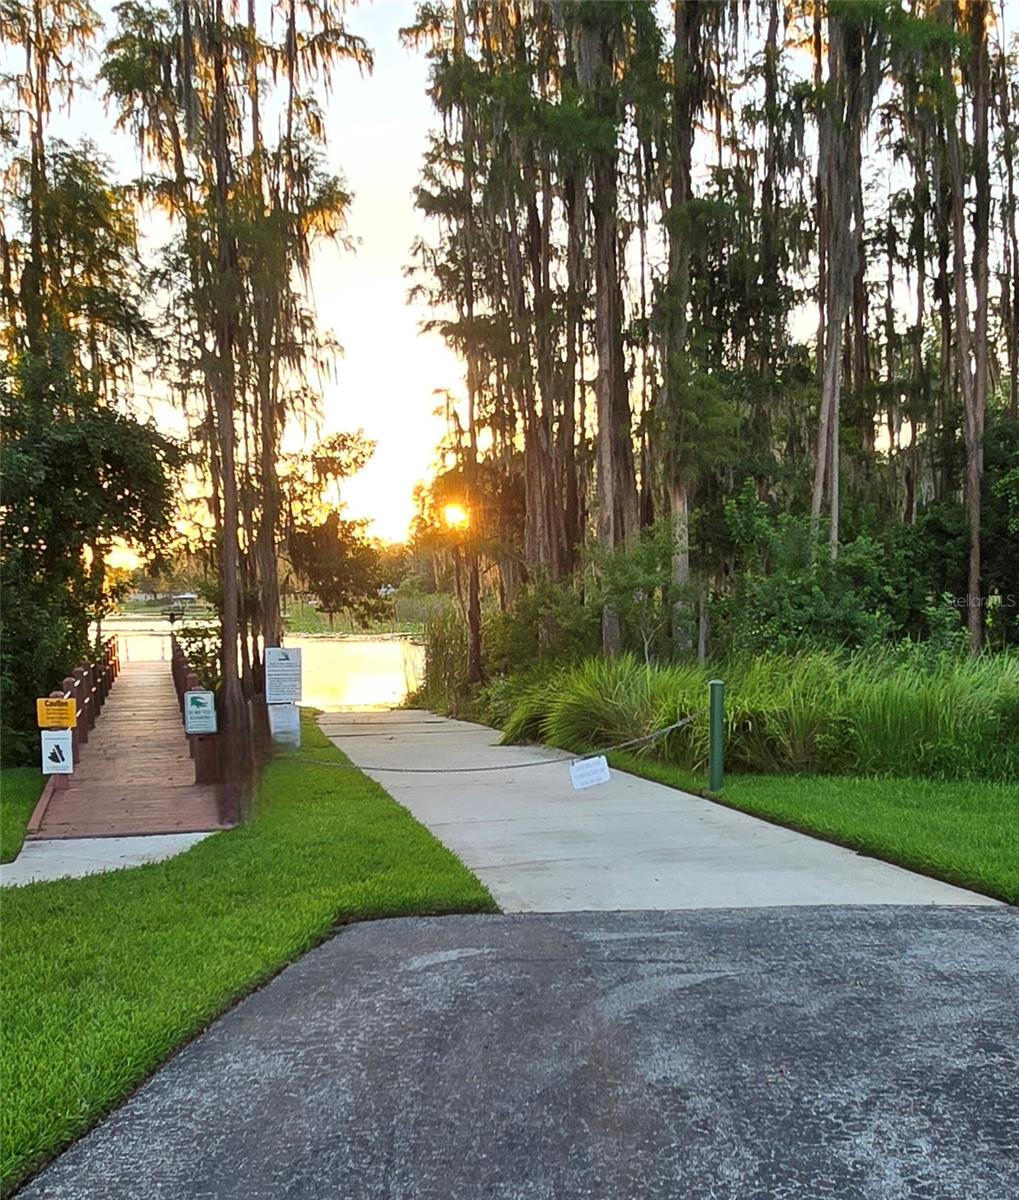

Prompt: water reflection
[
  {"left": 113, "top": 628, "right": 423, "bottom": 711},
  {"left": 119, "top": 632, "right": 171, "bottom": 662},
  {"left": 288, "top": 637, "right": 423, "bottom": 711}
]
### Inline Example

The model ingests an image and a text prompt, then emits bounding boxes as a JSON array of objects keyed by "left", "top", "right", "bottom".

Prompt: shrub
[
  {"left": 490, "top": 669, "right": 565, "bottom": 741},
  {"left": 484, "top": 580, "right": 600, "bottom": 675},
  {"left": 714, "top": 523, "right": 898, "bottom": 655},
  {"left": 715, "top": 489, "right": 919, "bottom": 655},
  {"left": 585, "top": 522, "right": 676, "bottom": 661},
  {"left": 412, "top": 606, "right": 469, "bottom": 714}
]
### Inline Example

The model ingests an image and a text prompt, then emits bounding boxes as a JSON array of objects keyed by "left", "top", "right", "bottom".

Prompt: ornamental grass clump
[
  {"left": 498, "top": 651, "right": 1018, "bottom": 783},
  {"left": 722, "top": 654, "right": 844, "bottom": 775},
  {"left": 538, "top": 655, "right": 652, "bottom": 752},
  {"left": 415, "top": 607, "right": 469, "bottom": 714},
  {"left": 837, "top": 652, "right": 1019, "bottom": 780},
  {"left": 493, "top": 670, "right": 564, "bottom": 742}
]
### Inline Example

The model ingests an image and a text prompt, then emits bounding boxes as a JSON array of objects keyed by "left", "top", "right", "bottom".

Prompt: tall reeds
[{"left": 496, "top": 651, "right": 1019, "bottom": 783}]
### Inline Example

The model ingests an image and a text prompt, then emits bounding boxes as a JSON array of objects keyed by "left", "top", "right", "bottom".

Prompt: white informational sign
[
  {"left": 268, "top": 703, "right": 301, "bottom": 749},
  {"left": 265, "top": 647, "right": 302, "bottom": 704},
  {"left": 569, "top": 755, "right": 611, "bottom": 791},
  {"left": 184, "top": 690, "right": 217, "bottom": 734},
  {"left": 41, "top": 728, "right": 74, "bottom": 775}
]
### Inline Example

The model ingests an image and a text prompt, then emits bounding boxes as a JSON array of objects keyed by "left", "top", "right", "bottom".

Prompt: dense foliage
[
  {"left": 0, "top": 40, "right": 179, "bottom": 760},
  {"left": 0, "top": 359, "right": 178, "bottom": 759},
  {"left": 407, "top": 0, "right": 1019, "bottom": 668}
]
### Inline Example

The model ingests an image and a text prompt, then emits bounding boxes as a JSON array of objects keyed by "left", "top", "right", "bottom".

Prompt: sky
[{"left": 300, "top": 1, "right": 461, "bottom": 542}]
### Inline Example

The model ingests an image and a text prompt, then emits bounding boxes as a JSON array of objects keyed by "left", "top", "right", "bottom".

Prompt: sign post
[
  {"left": 569, "top": 755, "right": 611, "bottom": 791},
  {"left": 708, "top": 679, "right": 725, "bottom": 792},
  {"left": 41, "top": 728, "right": 74, "bottom": 774},
  {"left": 268, "top": 702, "right": 301, "bottom": 749},
  {"left": 265, "top": 647, "right": 302, "bottom": 750}
]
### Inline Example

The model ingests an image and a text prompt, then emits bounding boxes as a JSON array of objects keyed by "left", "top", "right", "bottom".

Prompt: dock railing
[
  {"left": 40, "top": 637, "right": 120, "bottom": 788},
  {"left": 170, "top": 636, "right": 221, "bottom": 785}
]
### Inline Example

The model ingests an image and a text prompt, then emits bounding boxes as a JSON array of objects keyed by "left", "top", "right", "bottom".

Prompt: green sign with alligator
[{"left": 184, "top": 690, "right": 217, "bottom": 735}]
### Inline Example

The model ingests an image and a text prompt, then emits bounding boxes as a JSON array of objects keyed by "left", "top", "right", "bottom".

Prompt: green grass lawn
[
  {"left": 0, "top": 768, "right": 43, "bottom": 863},
  {"left": 0, "top": 712, "right": 496, "bottom": 1196},
  {"left": 610, "top": 753, "right": 1019, "bottom": 905}
]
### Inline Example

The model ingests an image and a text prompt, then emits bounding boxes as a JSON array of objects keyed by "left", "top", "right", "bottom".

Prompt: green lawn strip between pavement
[
  {"left": 0, "top": 768, "right": 44, "bottom": 863},
  {"left": 0, "top": 711, "right": 497, "bottom": 1196},
  {"left": 609, "top": 752, "right": 1018, "bottom": 906}
]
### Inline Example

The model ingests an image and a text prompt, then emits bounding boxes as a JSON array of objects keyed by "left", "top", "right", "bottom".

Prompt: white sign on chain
[
  {"left": 265, "top": 647, "right": 302, "bottom": 704},
  {"left": 569, "top": 755, "right": 611, "bottom": 791},
  {"left": 41, "top": 728, "right": 74, "bottom": 775}
]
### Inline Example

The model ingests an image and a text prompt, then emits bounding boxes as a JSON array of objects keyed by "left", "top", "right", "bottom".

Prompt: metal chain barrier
[{"left": 278, "top": 712, "right": 700, "bottom": 774}]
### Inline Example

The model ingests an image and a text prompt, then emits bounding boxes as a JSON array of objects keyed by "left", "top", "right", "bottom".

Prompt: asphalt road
[{"left": 20, "top": 907, "right": 1018, "bottom": 1200}]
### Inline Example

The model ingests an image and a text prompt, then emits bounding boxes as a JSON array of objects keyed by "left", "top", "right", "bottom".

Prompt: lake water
[
  {"left": 113, "top": 625, "right": 424, "bottom": 711},
  {"left": 288, "top": 636, "right": 424, "bottom": 711}
]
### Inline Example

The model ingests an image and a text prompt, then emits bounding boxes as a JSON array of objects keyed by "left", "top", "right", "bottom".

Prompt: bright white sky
[{"left": 302, "top": 0, "right": 462, "bottom": 541}]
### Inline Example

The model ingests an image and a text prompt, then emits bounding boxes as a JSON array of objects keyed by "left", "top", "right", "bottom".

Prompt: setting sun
[{"left": 442, "top": 503, "right": 469, "bottom": 529}]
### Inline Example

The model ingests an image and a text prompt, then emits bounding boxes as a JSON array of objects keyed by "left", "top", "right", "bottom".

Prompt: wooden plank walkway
[{"left": 28, "top": 658, "right": 229, "bottom": 840}]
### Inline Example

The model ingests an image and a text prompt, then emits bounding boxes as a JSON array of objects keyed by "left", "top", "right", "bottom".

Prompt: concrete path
[
  {"left": 0, "top": 832, "right": 213, "bottom": 887},
  {"left": 20, "top": 908, "right": 1019, "bottom": 1200},
  {"left": 317, "top": 711, "right": 999, "bottom": 911}
]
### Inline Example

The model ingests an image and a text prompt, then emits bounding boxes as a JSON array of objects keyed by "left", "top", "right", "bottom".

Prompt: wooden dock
[{"left": 28, "top": 658, "right": 229, "bottom": 840}]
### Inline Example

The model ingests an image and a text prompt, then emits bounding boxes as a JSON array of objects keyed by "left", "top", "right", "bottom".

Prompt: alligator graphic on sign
[{"left": 184, "top": 690, "right": 217, "bottom": 735}]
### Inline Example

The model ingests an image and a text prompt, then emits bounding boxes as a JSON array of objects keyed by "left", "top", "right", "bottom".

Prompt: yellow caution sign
[{"left": 36, "top": 697, "right": 77, "bottom": 728}]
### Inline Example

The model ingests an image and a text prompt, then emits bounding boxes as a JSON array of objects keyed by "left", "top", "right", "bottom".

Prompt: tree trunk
[
  {"left": 945, "top": 3, "right": 988, "bottom": 655},
  {"left": 255, "top": 302, "right": 283, "bottom": 654},
  {"left": 697, "top": 585, "right": 710, "bottom": 664},
  {"left": 997, "top": 33, "right": 1019, "bottom": 416},
  {"left": 455, "top": 0, "right": 484, "bottom": 685},
  {"left": 466, "top": 556, "right": 483, "bottom": 686},
  {"left": 210, "top": 0, "right": 252, "bottom": 818},
  {"left": 576, "top": 12, "right": 637, "bottom": 654},
  {"left": 592, "top": 150, "right": 638, "bottom": 555},
  {"left": 561, "top": 172, "right": 583, "bottom": 569},
  {"left": 966, "top": 0, "right": 990, "bottom": 653},
  {"left": 663, "top": 0, "right": 698, "bottom": 653},
  {"left": 593, "top": 145, "right": 637, "bottom": 656},
  {"left": 810, "top": 9, "right": 881, "bottom": 556},
  {"left": 670, "top": 479, "right": 692, "bottom": 654}
]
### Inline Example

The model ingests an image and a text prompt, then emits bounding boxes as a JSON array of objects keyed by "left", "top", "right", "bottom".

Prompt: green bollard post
[{"left": 708, "top": 679, "right": 724, "bottom": 792}]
